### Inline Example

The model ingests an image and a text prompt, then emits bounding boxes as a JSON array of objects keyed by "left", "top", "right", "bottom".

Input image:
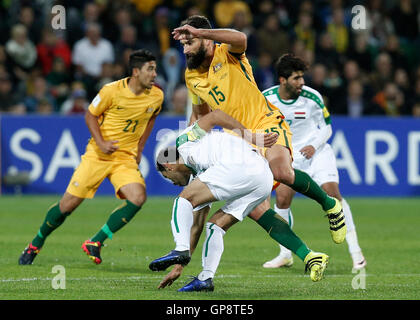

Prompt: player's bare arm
[
  {"left": 197, "top": 109, "right": 278, "bottom": 147},
  {"left": 137, "top": 113, "right": 159, "bottom": 164},
  {"left": 189, "top": 101, "right": 211, "bottom": 125},
  {"left": 85, "top": 110, "right": 119, "bottom": 154},
  {"left": 173, "top": 24, "right": 247, "bottom": 53}
]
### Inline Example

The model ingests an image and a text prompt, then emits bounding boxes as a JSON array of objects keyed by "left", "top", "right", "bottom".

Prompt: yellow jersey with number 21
[{"left": 86, "top": 77, "right": 163, "bottom": 161}]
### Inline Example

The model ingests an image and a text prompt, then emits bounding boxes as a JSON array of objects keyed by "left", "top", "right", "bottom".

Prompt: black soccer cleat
[
  {"left": 19, "top": 243, "right": 40, "bottom": 265},
  {"left": 82, "top": 240, "right": 102, "bottom": 264},
  {"left": 149, "top": 250, "right": 190, "bottom": 271}
]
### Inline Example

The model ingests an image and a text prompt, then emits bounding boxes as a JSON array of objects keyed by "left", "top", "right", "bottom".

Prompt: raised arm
[{"left": 173, "top": 25, "right": 247, "bottom": 54}]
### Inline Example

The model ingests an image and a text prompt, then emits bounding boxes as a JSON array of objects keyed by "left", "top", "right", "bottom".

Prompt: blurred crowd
[{"left": 0, "top": 0, "right": 419, "bottom": 117}]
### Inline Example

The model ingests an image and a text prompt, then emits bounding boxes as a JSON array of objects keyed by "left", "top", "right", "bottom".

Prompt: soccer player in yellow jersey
[
  {"left": 19, "top": 49, "right": 164, "bottom": 265},
  {"left": 172, "top": 16, "right": 346, "bottom": 245}
]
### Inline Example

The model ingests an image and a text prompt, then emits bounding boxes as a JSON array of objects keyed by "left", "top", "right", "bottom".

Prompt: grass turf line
[{"left": 0, "top": 196, "right": 419, "bottom": 300}]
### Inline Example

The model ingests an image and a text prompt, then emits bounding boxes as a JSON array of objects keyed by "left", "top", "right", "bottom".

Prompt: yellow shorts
[
  {"left": 66, "top": 154, "right": 145, "bottom": 199},
  {"left": 256, "top": 109, "right": 293, "bottom": 190},
  {"left": 254, "top": 109, "right": 293, "bottom": 157}
]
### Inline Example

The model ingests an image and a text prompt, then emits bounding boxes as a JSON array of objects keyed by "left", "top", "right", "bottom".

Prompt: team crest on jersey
[
  {"left": 146, "top": 107, "right": 154, "bottom": 113},
  {"left": 294, "top": 112, "right": 306, "bottom": 119},
  {"left": 213, "top": 63, "right": 222, "bottom": 73}
]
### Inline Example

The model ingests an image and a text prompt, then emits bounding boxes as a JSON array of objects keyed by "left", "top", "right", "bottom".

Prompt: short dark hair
[
  {"left": 156, "top": 146, "right": 180, "bottom": 172},
  {"left": 180, "top": 15, "right": 212, "bottom": 29},
  {"left": 275, "top": 53, "right": 308, "bottom": 79},
  {"left": 128, "top": 49, "right": 156, "bottom": 75}
]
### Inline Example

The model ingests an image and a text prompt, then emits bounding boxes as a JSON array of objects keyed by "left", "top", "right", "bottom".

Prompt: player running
[
  {"left": 261, "top": 54, "right": 366, "bottom": 270},
  {"left": 150, "top": 110, "right": 329, "bottom": 292},
  {"left": 18, "top": 49, "right": 163, "bottom": 265},
  {"left": 172, "top": 15, "right": 346, "bottom": 245}
]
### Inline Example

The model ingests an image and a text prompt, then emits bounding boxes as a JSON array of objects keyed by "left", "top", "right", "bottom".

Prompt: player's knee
[
  {"left": 276, "top": 195, "right": 291, "bottom": 209},
  {"left": 59, "top": 196, "right": 82, "bottom": 214},
  {"left": 178, "top": 191, "right": 197, "bottom": 208},
  {"left": 129, "top": 192, "right": 147, "bottom": 207},
  {"left": 272, "top": 167, "right": 295, "bottom": 185}
]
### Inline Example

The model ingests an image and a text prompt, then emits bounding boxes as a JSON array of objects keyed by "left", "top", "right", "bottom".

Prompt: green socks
[
  {"left": 32, "top": 203, "right": 70, "bottom": 248},
  {"left": 289, "top": 169, "right": 336, "bottom": 211},
  {"left": 257, "top": 209, "right": 310, "bottom": 261},
  {"left": 31, "top": 200, "right": 141, "bottom": 248},
  {"left": 91, "top": 200, "right": 141, "bottom": 244}
]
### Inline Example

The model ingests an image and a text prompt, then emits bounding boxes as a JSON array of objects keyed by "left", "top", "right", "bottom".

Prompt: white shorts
[
  {"left": 197, "top": 151, "right": 273, "bottom": 221},
  {"left": 292, "top": 143, "right": 339, "bottom": 186}
]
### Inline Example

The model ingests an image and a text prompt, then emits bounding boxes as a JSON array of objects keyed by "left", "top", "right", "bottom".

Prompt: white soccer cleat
[{"left": 263, "top": 254, "right": 294, "bottom": 268}]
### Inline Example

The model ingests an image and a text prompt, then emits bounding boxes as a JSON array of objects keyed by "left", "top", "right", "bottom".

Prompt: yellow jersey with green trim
[
  {"left": 86, "top": 77, "right": 163, "bottom": 161},
  {"left": 185, "top": 43, "right": 283, "bottom": 131}
]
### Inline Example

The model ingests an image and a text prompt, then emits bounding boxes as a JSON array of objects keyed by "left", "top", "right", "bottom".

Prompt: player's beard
[
  {"left": 186, "top": 43, "right": 206, "bottom": 69},
  {"left": 285, "top": 82, "right": 301, "bottom": 100}
]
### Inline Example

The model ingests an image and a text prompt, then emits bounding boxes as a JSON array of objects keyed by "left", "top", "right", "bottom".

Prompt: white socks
[
  {"left": 171, "top": 197, "right": 194, "bottom": 252},
  {"left": 342, "top": 198, "right": 362, "bottom": 255},
  {"left": 198, "top": 222, "right": 226, "bottom": 281}
]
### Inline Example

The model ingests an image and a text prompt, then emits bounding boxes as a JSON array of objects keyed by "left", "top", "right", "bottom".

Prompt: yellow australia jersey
[
  {"left": 86, "top": 77, "right": 163, "bottom": 161},
  {"left": 185, "top": 43, "right": 282, "bottom": 130}
]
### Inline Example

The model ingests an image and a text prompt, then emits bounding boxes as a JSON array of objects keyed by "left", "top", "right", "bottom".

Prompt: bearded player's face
[
  {"left": 283, "top": 71, "right": 305, "bottom": 99},
  {"left": 181, "top": 38, "right": 207, "bottom": 69}
]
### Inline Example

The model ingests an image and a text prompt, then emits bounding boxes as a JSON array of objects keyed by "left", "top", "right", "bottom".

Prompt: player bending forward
[
  {"left": 19, "top": 49, "right": 163, "bottom": 265},
  {"left": 173, "top": 15, "right": 346, "bottom": 245},
  {"left": 149, "top": 110, "right": 329, "bottom": 292},
  {"left": 262, "top": 54, "right": 366, "bottom": 270}
]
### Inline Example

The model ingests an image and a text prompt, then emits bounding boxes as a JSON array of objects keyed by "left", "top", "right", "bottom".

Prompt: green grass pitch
[{"left": 0, "top": 195, "right": 419, "bottom": 300}]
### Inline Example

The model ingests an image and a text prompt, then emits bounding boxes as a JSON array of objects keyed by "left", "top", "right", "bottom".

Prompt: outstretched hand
[
  {"left": 300, "top": 145, "right": 316, "bottom": 159},
  {"left": 246, "top": 132, "right": 278, "bottom": 148},
  {"left": 172, "top": 25, "right": 201, "bottom": 41},
  {"left": 158, "top": 264, "right": 184, "bottom": 289}
]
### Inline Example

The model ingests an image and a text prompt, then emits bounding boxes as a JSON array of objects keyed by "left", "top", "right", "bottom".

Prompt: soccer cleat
[
  {"left": 178, "top": 277, "right": 214, "bottom": 292},
  {"left": 304, "top": 251, "right": 329, "bottom": 282},
  {"left": 149, "top": 250, "right": 190, "bottom": 271},
  {"left": 82, "top": 240, "right": 102, "bottom": 264},
  {"left": 325, "top": 198, "right": 346, "bottom": 244},
  {"left": 18, "top": 243, "right": 40, "bottom": 265},
  {"left": 263, "top": 254, "right": 294, "bottom": 268}
]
